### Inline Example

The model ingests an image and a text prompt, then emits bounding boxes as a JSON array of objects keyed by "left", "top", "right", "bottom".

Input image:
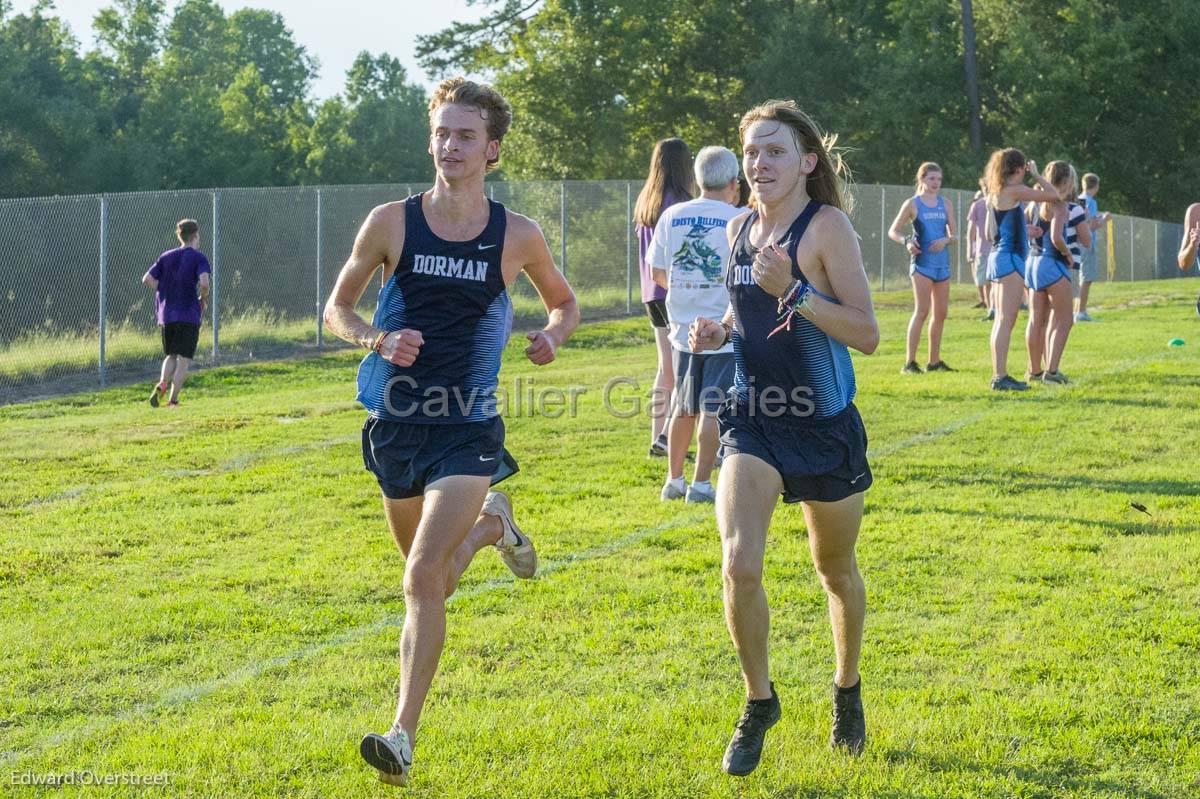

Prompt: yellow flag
[{"left": 1106, "top": 217, "right": 1116, "bottom": 280}]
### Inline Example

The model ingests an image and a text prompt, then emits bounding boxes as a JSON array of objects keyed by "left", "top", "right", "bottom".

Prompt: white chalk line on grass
[
  {"left": 0, "top": 513, "right": 707, "bottom": 769},
  {"left": 3, "top": 346, "right": 1178, "bottom": 765},
  {"left": 15, "top": 434, "right": 358, "bottom": 509}
]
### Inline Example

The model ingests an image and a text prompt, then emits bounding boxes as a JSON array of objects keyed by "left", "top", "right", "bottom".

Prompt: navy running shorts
[
  {"left": 718, "top": 400, "right": 872, "bottom": 503},
  {"left": 361, "top": 415, "right": 518, "bottom": 500}
]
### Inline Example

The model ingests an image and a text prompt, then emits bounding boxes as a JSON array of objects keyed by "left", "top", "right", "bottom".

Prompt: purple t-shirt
[
  {"left": 149, "top": 247, "right": 210, "bottom": 325},
  {"left": 637, "top": 191, "right": 686, "bottom": 303},
  {"left": 967, "top": 198, "right": 992, "bottom": 260}
]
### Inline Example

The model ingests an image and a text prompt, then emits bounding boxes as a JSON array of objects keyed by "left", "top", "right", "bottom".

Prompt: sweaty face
[
  {"left": 428, "top": 103, "right": 499, "bottom": 178},
  {"left": 741, "top": 120, "right": 815, "bottom": 205}
]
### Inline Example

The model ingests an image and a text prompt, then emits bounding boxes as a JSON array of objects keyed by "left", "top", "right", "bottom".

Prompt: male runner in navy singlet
[{"left": 323, "top": 78, "right": 578, "bottom": 786}]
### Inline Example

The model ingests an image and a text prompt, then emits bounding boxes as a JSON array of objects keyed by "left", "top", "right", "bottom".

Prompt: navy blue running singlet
[
  {"left": 727, "top": 201, "right": 857, "bottom": 419},
  {"left": 356, "top": 194, "right": 513, "bottom": 423}
]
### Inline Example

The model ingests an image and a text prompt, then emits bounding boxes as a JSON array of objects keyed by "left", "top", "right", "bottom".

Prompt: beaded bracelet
[{"left": 768, "top": 281, "right": 813, "bottom": 339}]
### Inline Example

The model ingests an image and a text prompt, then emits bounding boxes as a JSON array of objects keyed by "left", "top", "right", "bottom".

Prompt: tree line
[
  {"left": 3, "top": 0, "right": 1197, "bottom": 220},
  {"left": 0, "top": 0, "right": 434, "bottom": 198}
]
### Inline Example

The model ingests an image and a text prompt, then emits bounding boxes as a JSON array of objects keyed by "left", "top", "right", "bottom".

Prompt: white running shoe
[
  {"left": 685, "top": 483, "right": 716, "bottom": 503},
  {"left": 360, "top": 727, "right": 412, "bottom": 786},
  {"left": 661, "top": 479, "right": 687, "bottom": 501},
  {"left": 482, "top": 491, "right": 536, "bottom": 579}
]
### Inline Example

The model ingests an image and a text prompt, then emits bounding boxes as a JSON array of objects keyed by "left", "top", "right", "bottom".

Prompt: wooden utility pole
[{"left": 961, "top": 0, "right": 982, "bottom": 152}]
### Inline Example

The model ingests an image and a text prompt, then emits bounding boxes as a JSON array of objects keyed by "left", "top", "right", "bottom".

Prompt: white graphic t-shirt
[{"left": 647, "top": 197, "right": 741, "bottom": 353}]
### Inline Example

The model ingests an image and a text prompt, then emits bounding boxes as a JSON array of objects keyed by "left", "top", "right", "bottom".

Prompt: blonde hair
[
  {"left": 633, "top": 138, "right": 695, "bottom": 228},
  {"left": 738, "top": 100, "right": 854, "bottom": 214},
  {"left": 428, "top": 77, "right": 512, "bottom": 171},
  {"left": 915, "top": 162, "right": 942, "bottom": 194},
  {"left": 1038, "top": 160, "right": 1074, "bottom": 222}
]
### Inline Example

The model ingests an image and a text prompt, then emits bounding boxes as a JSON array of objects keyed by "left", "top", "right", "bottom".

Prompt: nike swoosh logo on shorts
[
  {"left": 850, "top": 472, "right": 866, "bottom": 484},
  {"left": 478, "top": 243, "right": 497, "bottom": 251},
  {"left": 479, "top": 455, "right": 496, "bottom": 462}
]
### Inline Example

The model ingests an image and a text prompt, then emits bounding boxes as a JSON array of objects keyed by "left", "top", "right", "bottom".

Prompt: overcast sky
[{"left": 10, "top": 0, "right": 487, "bottom": 98}]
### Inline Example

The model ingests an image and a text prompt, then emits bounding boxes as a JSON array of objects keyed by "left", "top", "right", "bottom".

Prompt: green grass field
[{"left": 2, "top": 280, "right": 1198, "bottom": 798}]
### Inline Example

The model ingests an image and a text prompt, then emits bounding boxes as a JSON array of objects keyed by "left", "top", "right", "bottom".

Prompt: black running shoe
[
  {"left": 722, "top": 685, "right": 781, "bottom": 776},
  {"left": 900, "top": 361, "right": 923, "bottom": 375},
  {"left": 648, "top": 433, "right": 668, "bottom": 458},
  {"left": 830, "top": 681, "right": 866, "bottom": 755},
  {"left": 926, "top": 360, "right": 955, "bottom": 372}
]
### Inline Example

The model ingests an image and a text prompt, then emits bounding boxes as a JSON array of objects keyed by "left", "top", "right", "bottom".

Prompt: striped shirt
[{"left": 1066, "top": 202, "right": 1087, "bottom": 268}]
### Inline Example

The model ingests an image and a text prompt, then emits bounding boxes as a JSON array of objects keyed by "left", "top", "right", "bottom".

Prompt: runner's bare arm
[
  {"left": 512, "top": 213, "right": 579, "bottom": 365},
  {"left": 801, "top": 208, "right": 880, "bottom": 355},
  {"left": 1178, "top": 204, "right": 1200, "bottom": 270},
  {"left": 1075, "top": 209, "right": 1093, "bottom": 250},
  {"left": 323, "top": 204, "right": 424, "bottom": 366},
  {"left": 887, "top": 199, "right": 916, "bottom": 246}
]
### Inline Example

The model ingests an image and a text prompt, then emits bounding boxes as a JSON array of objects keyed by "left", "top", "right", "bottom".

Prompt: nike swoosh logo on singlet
[{"left": 478, "top": 243, "right": 497, "bottom": 251}]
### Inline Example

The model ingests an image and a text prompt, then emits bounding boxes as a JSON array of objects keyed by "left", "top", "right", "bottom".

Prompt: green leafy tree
[
  {"left": 0, "top": 1, "right": 107, "bottom": 197},
  {"left": 306, "top": 53, "right": 432, "bottom": 185}
]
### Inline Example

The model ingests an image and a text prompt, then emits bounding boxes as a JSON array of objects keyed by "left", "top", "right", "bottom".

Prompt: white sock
[
  {"left": 692, "top": 480, "right": 712, "bottom": 490},
  {"left": 666, "top": 476, "right": 685, "bottom": 490}
]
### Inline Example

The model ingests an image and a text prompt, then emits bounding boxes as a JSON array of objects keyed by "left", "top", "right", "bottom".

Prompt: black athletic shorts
[
  {"left": 645, "top": 299, "right": 668, "bottom": 329},
  {"left": 718, "top": 400, "right": 872, "bottom": 503},
  {"left": 361, "top": 415, "right": 518, "bottom": 500},
  {"left": 161, "top": 323, "right": 200, "bottom": 359}
]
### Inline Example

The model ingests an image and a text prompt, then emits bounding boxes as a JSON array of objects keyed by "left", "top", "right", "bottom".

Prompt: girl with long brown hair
[{"left": 635, "top": 138, "right": 695, "bottom": 455}]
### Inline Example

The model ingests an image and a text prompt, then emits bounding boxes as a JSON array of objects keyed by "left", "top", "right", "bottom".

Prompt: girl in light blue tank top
[{"left": 888, "top": 162, "right": 956, "bottom": 374}]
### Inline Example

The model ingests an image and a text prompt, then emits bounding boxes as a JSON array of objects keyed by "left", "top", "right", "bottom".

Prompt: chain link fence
[{"left": 0, "top": 181, "right": 1191, "bottom": 404}]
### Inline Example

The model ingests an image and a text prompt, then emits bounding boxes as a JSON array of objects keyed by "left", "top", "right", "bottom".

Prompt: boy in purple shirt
[{"left": 141, "top": 219, "right": 211, "bottom": 407}]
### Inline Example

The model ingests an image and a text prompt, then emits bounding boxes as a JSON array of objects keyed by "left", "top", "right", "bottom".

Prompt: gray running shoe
[
  {"left": 900, "top": 361, "right": 923, "bottom": 375},
  {"left": 685, "top": 483, "right": 715, "bottom": 503},
  {"left": 360, "top": 726, "right": 412, "bottom": 786},
  {"left": 1042, "top": 370, "right": 1069, "bottom": 384},
  {"left": 482, "top": 491, "right": 536, "bottom": 579},
  {"left": 926, "top": 360, "right": 954, "bottom": 372},
  {"left": 661, "top": 480, "right": 687, "bottom": 501},
  {"left": 990, "top": 375, "right": 1029, "bottom": 391},
  {"left": 1024, "top": 371, "right": 1044, "bottom": 383}
]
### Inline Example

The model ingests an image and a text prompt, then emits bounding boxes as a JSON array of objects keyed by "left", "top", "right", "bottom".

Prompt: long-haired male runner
[
  {"left": 691, "top": 100, "right": 880, "bottom": 775},
  {"left": 323, "top": 77, "right": 578, "bottom": 786}
]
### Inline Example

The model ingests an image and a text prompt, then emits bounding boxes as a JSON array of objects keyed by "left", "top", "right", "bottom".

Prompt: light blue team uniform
[
  {"left": 910, "top": 194, "right": 951, "bottom": 282},
  {"left": 1025, "top": 210, "right": 1072, "bottom": 291},
  {"left": 986, "top": 203, "right": 1028, "bottom": 281}
]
